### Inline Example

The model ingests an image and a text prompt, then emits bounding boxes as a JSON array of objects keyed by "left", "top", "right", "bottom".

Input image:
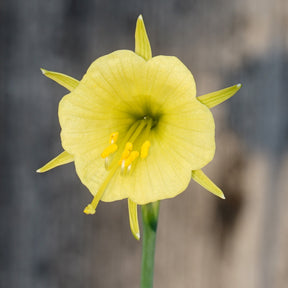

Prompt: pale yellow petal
[
  {"left": 191, "top": 169, "right": 225, "bottom": 199},
  {"left": 125, "top": 131, "right": 193, "bottom": 204},
  {"left": 128, "top": 199, "right": 140, "bottom": 240},
  {"left": 37, "top": 151, "right": 74, "bottom": 173},
  {"left": 59, "top": 50, "right": 215, "bottom": 204},
  {"left": 41, "top": 68, "right": 79, "bottom": 91},
  {"left": 197, "top": 84, "right": 242, "bottom": 108},
  {"left": 74, "top": 153, "right": 128, "bottom": 201},
  {"left": 135, "top": 15, "right": 152, "bottom": 60},
  {"left": 158, "top": 99, "right": 215, "bottom": 170}
]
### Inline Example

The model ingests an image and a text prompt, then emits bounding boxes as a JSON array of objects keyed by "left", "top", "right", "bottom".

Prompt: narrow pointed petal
[
  {"left": 37, "top": 151, "right": 74, "bottom": 173},
  {"left": 135, "top": 15, "right": 152, "bottom": 60},
  {"left": 197, "top": 84, "right": 242, "bottom": 108},
  {"left": 41, "top": 68, "right": 79, "bottom": 91},
  {"left": 128, "top": 198, "right": 140, "bottom": 240},
  {"left": 191, "top": 169, "right": 225, "bottom": 199}
]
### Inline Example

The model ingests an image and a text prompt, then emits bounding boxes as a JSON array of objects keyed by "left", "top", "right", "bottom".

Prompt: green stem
[{"left": 140, "top": 201, "right": 160, "bottom": 288}]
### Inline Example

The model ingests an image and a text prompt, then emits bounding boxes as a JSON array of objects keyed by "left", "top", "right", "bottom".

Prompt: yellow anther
[
  {"left": 141, "top": 140, "right": 151, "bottom": 159},
  {"left": 124, "top": 151, "right": 139, "bottom": 167},
  {"left": 101, "top": 143, "right": 118, "bottom": 158},
  {"left": 109, "top": 132, "right": 119, "bottom": 144},
  {"left": 121, "top": 142, "right": 133, "bottom": 160}
]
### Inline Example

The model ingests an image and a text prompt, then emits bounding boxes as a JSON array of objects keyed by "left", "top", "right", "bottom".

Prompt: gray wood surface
[{"left": 1, "top": 0, "right": 287, "bottom": 287}]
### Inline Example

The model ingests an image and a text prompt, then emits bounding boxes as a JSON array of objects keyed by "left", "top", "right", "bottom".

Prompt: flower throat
[{"left": 83, "top": 117, "right": 152, "bottom": 215}]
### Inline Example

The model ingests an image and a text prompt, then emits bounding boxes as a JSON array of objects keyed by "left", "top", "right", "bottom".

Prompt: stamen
[
  {"left": 109, "top": 132, "right": 119, "bottom": 144},
  {"left": 104, "top": 157, "right": 110, "bottom": 170},
  {"left": 101, "top": 143, "right": 118, "bottom": 158},
  {"left": 103, "top": 122, "right": 140, "bottom": 169},
  {"left": 129, "top": 120, "right": 148, "bottom": 143},
  {"left": 121, "top": 159, "right": 126, "bottom": 172},
  {"left": 120, "top": 142, "right": 133, "bottom": 161},
  {"left": 120, "top": 150, "right": 139, "bottom": 176},
  {"left": 124, "top": 151, "right": 139, "bottom": 167},
  {"left": 141, "top": 140, "right": 151, "bottom": 159},
  {"left": 127, "top": 164, "right": 132, "bottom": 174}
]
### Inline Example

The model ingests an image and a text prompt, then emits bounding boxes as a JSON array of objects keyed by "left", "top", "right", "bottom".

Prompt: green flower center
[{"left": 127, "top": 95, "right": 163, "bottom": 130}]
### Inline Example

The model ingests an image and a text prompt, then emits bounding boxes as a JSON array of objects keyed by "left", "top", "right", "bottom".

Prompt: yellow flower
[{"left": 38, "top": 15, "right": 241, "bottom": 240}]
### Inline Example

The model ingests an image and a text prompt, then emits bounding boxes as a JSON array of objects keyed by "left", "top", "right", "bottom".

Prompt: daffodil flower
[{"left": 38, "top": 15, "right": 241, "bottom": 240}]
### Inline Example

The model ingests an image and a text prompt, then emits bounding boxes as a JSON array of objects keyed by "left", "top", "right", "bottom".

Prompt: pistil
[{"left": 84, "top": 117, "right": 153, "bottom": 214}]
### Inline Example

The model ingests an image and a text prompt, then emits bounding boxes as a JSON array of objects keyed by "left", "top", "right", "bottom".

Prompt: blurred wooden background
[{"left": 1, "top": 0, "right": 288, "bottom": 287}]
